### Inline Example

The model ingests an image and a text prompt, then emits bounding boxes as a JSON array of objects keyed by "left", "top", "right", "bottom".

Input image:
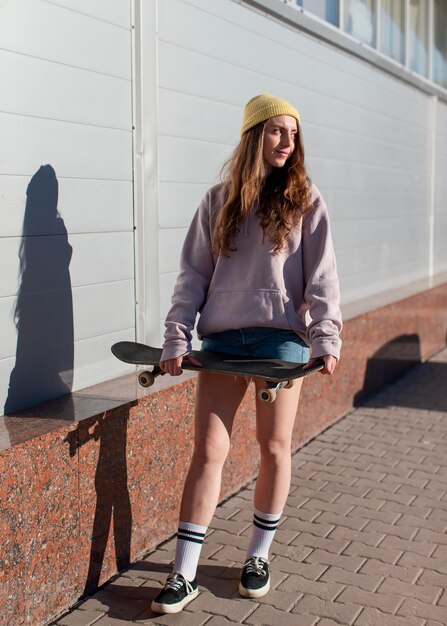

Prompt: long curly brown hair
[{"left": 212, "top": 121, "right": 313, "bottom": 256}]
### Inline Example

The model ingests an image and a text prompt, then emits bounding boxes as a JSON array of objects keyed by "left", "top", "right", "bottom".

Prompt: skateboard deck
[{"left": 111, "top": 341, "right": 323, "bottom": 403}]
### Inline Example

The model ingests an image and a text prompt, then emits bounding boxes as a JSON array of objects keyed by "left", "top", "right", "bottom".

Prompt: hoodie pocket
[{"left": 197, "top": 289, "right": 292, "bottom": 335}]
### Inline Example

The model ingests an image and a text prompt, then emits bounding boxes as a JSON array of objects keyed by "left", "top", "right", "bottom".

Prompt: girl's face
[{"left": 262, "top": 115, "right": 298, "bottom": 172}]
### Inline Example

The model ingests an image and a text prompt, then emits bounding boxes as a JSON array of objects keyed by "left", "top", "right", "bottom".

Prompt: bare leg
[
  {"left": 179, "top": 371, "right": 249, "bottom": 525},
  {"left": 253, "top": 379, "right": 304, "bottom": 513}
]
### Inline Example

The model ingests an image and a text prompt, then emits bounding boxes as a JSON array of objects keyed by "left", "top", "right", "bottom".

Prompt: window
[
  {"left": 433, "top": 0, "right": 447, "bottom": 87},
  {"left": 344, "top": 0, "right": 376, "bottom": 47},
  {"left": 409, "top": 0, "right": 429, "bottom": 76},
  {"left": 279, "top": 0, "right": 447, "bottom": 91},
  {"left": 380, "top": 0, "right": 405, "bottom": 63},
  {"left": 295, "top": 0, "right": 339, "bottom": 26}
]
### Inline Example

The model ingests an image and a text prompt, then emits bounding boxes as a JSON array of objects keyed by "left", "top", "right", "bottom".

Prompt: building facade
[{"left": 1, "top": 0, "right": 446, "bottom": 415}]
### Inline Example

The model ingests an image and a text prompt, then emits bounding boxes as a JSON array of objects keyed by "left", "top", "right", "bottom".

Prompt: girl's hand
[
  {"left": 304, "top": 354, "right": 338, "bottom": 376},
  {"left": 160, "top": 354, "right": 202, "bottom": 376}
]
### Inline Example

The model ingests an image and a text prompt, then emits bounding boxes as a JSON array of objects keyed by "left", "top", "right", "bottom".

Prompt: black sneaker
[
  {"left": 239, "top": 556, "right": 270, "bottom": 598},
  {"left": 151, "top": 572, "right": 199, "bottom": 614}
]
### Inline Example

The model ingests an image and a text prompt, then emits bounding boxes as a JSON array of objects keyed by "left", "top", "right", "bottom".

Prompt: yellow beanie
[{"left": 241, "top": 93, "right": 301, "bottom": 135}]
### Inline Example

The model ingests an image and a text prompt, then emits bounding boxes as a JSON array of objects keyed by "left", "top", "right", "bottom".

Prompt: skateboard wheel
[
  {"left": 258, "top": 388, "right": 276, "bottom": 403},
  {"left": 284, "top": 379, "right": 294, "bottom": 389},
  {"left": 138, "top": 371, "right": 155, "bottom": 388}
]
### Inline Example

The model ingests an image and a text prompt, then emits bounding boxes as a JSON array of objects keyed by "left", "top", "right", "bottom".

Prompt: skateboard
[{"left": 111, "top": 341, "right": 323, "bottom": 403}]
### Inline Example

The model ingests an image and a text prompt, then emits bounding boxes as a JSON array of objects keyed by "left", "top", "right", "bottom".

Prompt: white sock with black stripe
[
  {"left": 246, "top": 508, "right": 282, "bottom": 561},
  {"left": 173, "top": 521, "right": 207, "bottom": 581}
]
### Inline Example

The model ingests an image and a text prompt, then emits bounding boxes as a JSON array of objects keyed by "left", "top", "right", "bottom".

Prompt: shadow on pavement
[
  {"left": 356, "top": 335, "right": 447, "bottom": 412},
  {"left": 92, "top": 561, "right": 240, "bottom": 622}
]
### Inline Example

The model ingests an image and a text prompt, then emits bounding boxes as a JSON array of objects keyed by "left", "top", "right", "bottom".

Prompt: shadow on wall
[
  {"left": 65, "top": 408, "right": 133, "bottom": 596},
  {"left": 4, "top": 165, "right": 74, "bottom": 416},
  {"left": 354, "top": 333, "right": 422, "bottom": 407}
]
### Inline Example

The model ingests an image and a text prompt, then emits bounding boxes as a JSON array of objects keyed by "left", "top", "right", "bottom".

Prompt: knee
[
  {"left": 258, "top": 437, "right": 291, "bottom": 465},
  {"left": 192, "top": 436, "right": 230, "bottom": 468}
]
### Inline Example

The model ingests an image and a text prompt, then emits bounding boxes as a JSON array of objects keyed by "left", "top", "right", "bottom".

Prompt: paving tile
[
  {"left": 328, "top": 526, "right": 386, "bottom": 549},
  {"left": 77, "top": 590, "right": 148, "bottom": 621},
  {"left": 397, "top": 551, "right": 447, "bottom": 574},
  {"left": 345, "top": 505, "right": 401, "bottom": 524},
  {"left": 336, "top": 585, "right": 403, "bottom": 613},
  {"left": 375, "top": 575, "right": 442, "bottom": 604},
  {"left": 316, "top": 512, "right": 369, "bottom": 532},
  {"left": 437, "top": 589, "right": 447, "bottom": 607},
  {"left": 361, "top": 519, "right": 418, "bottom": 541},
  {"left": 335, "top": 492, "right": 387, "bottom": 511},
  {"left": 135, "top": 609, "right": 211, "bottom": 625},
  {"left": 417, "top": 569, "right": 447, "bottom": 589},
  {"left": 204, "top": 617, "right": 244, "bottom": 626},
  {"left": 318, "top": 565, "right": 383, "bottom": 592},
  {"left": 300, "top": 497, "right": 354, "bottom": 516},
  {"left": 393, "top": 514, "right": 445, "bottom": 535},
  {"left": 290, "top": 531, "right": 350, "bottom": 554},
  {"left": 280, "top": 517, "right": 335, "bottom": 537},
  {"left": 55, "top": 609, "right": 105, "bottom": 626},
  {"left": 245, "top": 604, "right": 318, "bottom": 625},
  {"left": 397, "top": 597, "right": 447, "bottom": 622},
  {"left": 377, "top": 535, "right": 436, "bottom": 557},
  {"left": 256, "top": 588, "right": 303, "bottom": 611},
  {"left": 270, "top": 542, "right": 312, "bottom": 561},
  {"left": 270, "top": 555, "right": 325, "bottom": 579},
  {"left": 94, "top": 618, "right": 147, "bottom": 626},
  {"left": 187, "top": 590, "right": 254, "bottom": 621},
  {"left": 413, "top": 527, "right": 447, "bottom": 546},
  {"left": 276, "top": 574, "right": 344, "bottom": 601},
  {"left": 353, "top": 607, "right": 425, "bottom": 625},
  {"left": 304, "top": 548, "right": 366, "bottom": 572},
  {"left": 359, "top": 558, "right": 422, "bottom": 583},
  {"left": 292, "top": 595, "right": 362, "bottom": 624},
  {"left": 430, "top": 544, "right": 447, "bottom": 560}
]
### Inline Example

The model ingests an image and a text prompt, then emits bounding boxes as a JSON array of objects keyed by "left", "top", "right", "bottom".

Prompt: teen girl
[{"left": 151, "top": 94, "right": 342, "bottom": 614}]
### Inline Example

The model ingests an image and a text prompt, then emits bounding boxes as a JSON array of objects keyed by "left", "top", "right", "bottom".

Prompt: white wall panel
[
  {"left": 72, "top": 281, "right": 134, "bottom": 343},
  {"left": 0, "top": 113, "right": 132, "bottom": 181},
  {"left": 58, "top": 179, "right": 133, "bottom": 235},
  {"left": 0, "top": 0, "right": 130, "bottom": 79},
  {"left": 72, "top": 329, "right": 136, "bottom": 391},
  {"left": 159, "top": 135, "right": 231, "bottom": 184},
  {"left": 158, "top": 88, "right": 240, "bottom": 145},
  {"left": 0, "top": 176, "right": 132, "bottom": 239},
  {"left": 0, "top": 299, "right": 17, "bottom": 360},
  {"left": 158, "top": 181, "right": 209, "bottom": 229},
  {"left": 0, "top": 240, "right": 20, "bottom": 299},
  {"left": 1, "top": 50, "right": 131, "bottom": 130},
  {"left": 0, "top": 0, "right": 134, "bottom": 414},
  {"left": 159, "top": 228, "right": 188, "bottom": 274},
  {"left": 45, "top": 0, "right": 131, "bottom": 28},
  {"left": 433, "top": 101, "right": 447, "bottom": 273},
  {"left": 68, "top": 232, "right": 134, "bottom": 288}
]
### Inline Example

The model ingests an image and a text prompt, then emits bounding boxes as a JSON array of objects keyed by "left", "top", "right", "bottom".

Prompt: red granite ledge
[{"left": 0, "top": 369, "right": 196, "bottom": 451}]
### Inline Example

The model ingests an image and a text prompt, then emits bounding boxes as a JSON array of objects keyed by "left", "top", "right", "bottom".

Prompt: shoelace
[
  {"left": 244, "top": 557, "right": 267, "bottom": 577},
  {"left": 165, "top": 573, "right": 194, "bottom": 593}
]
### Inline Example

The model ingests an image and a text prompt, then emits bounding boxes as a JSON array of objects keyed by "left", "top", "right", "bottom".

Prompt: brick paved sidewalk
[{"left": 53, "top": 348, "right": 447, "bottom": 626}]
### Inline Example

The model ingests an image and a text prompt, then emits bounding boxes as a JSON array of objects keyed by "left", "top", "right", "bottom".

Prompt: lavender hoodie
[{"left": 161, "top": 182, "right": 342, "bottom": 361}]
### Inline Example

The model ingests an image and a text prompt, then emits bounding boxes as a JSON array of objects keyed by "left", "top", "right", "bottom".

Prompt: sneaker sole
[
  {"left": 151, "top": 588, "right": 199, "bottom": 614},
  {"left": 239, "top": 579, "right": 270, "bottom": 598}
]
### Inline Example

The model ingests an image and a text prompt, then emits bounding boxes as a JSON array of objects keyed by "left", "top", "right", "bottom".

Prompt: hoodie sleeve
[
  {"left": 302, "top": 186, "right": 342, "bottom": 360},
  {"left": 161, "top": 190, "right": 215, "bottom": 361}
]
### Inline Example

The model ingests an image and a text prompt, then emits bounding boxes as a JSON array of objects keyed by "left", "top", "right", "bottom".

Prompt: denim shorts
[{"left": 201, "top": 327, "right": 310, "bottom": 364}]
